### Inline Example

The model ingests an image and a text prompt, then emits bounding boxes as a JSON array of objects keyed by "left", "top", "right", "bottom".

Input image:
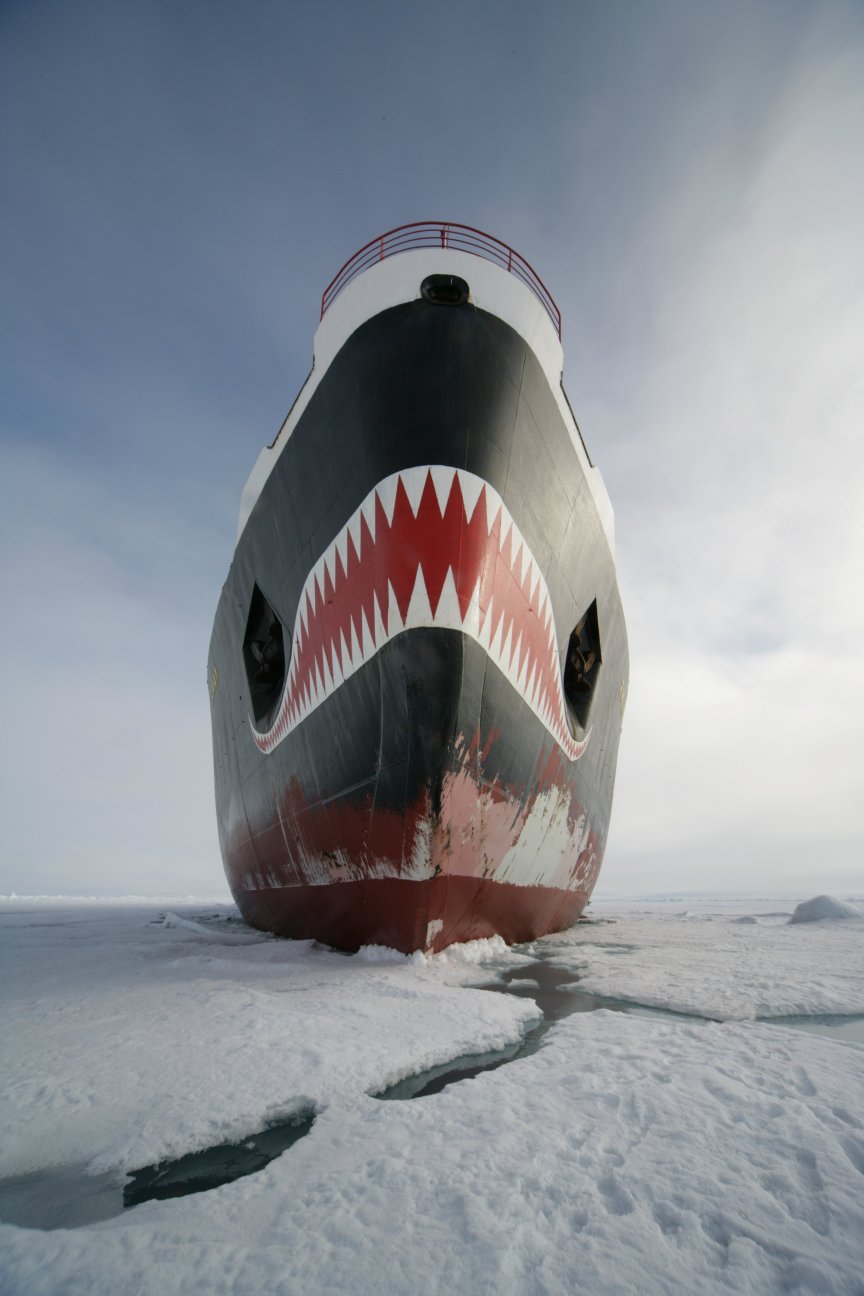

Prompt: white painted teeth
[
  {"left": 360, "top": 610, "right": 375, "bottom": 659},
  {"left": 386, "top": 581, "right": 403, "bottom": 636},
  {"left": 436, "top": 567, "right": 461, "bottom": 627},
  {"left": 400, "top": 465, "right": 427, "bottom": 516},
  {"left": 430, "top": 464, "right": 455, "bottom": 513},
  {"left": 359, "top": 493, "right": 377, "bottom": 542},
  {"left": 405, "top": 567, "right": 434, "bottom": 627},
  {"left": 375, "top": 474, "right": 399, "bottom": 525},
  {"left": 373, "top": 593, "right": 387, "bottom": 645},
  {"left": 252, "top": 465, "right": 589, "bottom": 762},
  {"left": 334, "top": 527, "right": 349, "bottom": 574},
  {"left": 455, "top": 468, "right": 485, "bottom": 522}
]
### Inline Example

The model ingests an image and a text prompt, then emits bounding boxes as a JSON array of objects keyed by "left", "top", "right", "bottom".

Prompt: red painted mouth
[{"left": 252, "top": 466, "right": 590, "bottom": 761}]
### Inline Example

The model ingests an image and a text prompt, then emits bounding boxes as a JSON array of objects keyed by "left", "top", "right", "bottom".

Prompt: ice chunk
[{"left": 789, "top": 894, "right": 863, "bottom": 924}]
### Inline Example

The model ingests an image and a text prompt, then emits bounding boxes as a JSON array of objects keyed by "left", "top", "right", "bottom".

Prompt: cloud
[
  {"left": 596, "top": 16, "right": 864, "bottom": 891},
  {"left": 0, "top": 440, "right": 225, "bottom": 894}
]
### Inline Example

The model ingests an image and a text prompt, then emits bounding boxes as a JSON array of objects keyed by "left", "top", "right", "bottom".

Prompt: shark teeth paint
[{"left": 251, "top": 466, "right": 589, "bottom": 761}]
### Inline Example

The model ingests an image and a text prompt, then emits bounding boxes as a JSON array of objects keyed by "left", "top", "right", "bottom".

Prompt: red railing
[{"left": 320, "top": 222, "right": 562, "bottom": 339}]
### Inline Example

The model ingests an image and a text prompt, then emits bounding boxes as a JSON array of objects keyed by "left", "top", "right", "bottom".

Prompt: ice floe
[
  {"left": 543, "top": 895, "right": 864, "bottom": 1020},
  {"left": 1, "top": 896, "right": 862, "bottom": 1295}
]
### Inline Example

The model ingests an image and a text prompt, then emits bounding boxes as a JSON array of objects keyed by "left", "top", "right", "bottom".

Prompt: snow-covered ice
[
  {"left": 540, "top": 896, "right": 864, "bottom": 1021},
  {"left": 1, "top": 896, "right": 863, "bottom": 1295},
  {"left": 0, "top": 904, "right": 534, "bottom": 1176}
]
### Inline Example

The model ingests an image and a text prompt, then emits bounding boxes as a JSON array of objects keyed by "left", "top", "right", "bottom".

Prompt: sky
[{"left": 1, "top": 0, "right": 862, "bottom": 898}]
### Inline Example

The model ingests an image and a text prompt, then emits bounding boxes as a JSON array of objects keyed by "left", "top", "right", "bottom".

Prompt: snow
[
  {"left": 542, "top": 896, "right": 864, "bottom": 1020},
  {"left": 1, "top": 896, "right": 863, "bottom": 1295},
  {"left": 790, "top": 894, "right": 864, "bottom": 924},
  {"left": 0, "top": 904, "right": 533, "bottom": 1177}
]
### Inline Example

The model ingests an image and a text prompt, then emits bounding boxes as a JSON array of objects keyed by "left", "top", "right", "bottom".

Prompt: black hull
[{"left": 209, "top": 298, "right": 627, "bottom": 952}]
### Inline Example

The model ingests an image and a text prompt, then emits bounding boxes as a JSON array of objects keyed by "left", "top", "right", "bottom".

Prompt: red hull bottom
[{"left": 235, "top": 873, "right": 590, "bottom": 955}]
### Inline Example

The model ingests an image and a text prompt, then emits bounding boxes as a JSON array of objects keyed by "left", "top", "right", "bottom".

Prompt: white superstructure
[{"left": 237, "top": 248, "right": 614, "bottom": 550}]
